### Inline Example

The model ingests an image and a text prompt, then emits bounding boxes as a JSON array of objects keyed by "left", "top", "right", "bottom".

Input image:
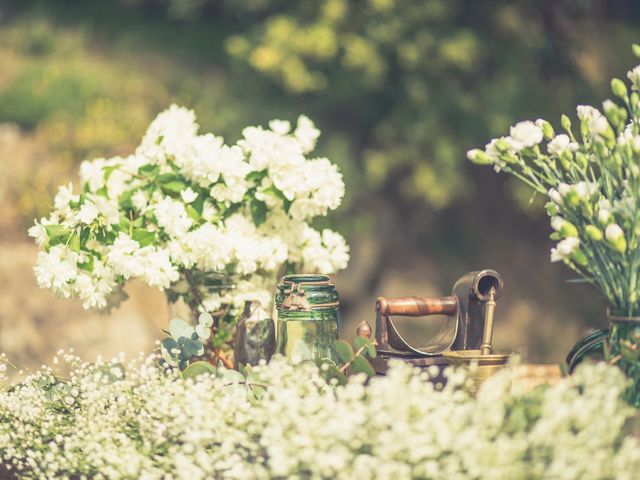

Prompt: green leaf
[
  {"left": 178, "top": 337, "right": 204, "bottom": 357},
  {"left": 44, "top": 225, "right": 71, "bottom": 246},
  {"left": 335, "top": 340, "right": 354, "bottom": 364},
  {"left": 195, "top": 324, "right": 211, "bottom": 340},
  {"left": 350, "top": 356, "right": 376, "bottom": 376},
  {"left": 162, "top": 181, "right": 187, "bottom": 194},
  {"left": 192, "top": 194, "right": 205, "bottom": 215},
  {"left": 216, "top": 367, "right": 246, "bottom": 383},
  {"left": 79, "top": 228, "right": 91, "bottom": 248},
  {"left": 198, "top": 312, "right": 214, "bottom": 327},
  {"left": 157, "top": 173, "right": 178, "bottom": 184},
  {"left": 169, "top": 318, "right": 195, "bottom": 340},
  {"left": 139, "top": 164, "right": 160, "bottom": 177},
  {"left": 320, "top": 362, "right": 347, "bottom": 385},
  {"left": 68, "top": 233, "right": 81, "bottom": 252},
  {"left": 246, "top": 171, "right": 267, "bottom": 183},
  {"left": 78, "top": 255, "right": 94, "bottom": 273},
  {"left": 186, "top": 205, "right": 200, "bottom": 222},
  {"left": 248, "top": 384, "right": 266, "bottom": 401},
  {"left": 102, "top": 165, "right": 120, "bottom": 182},
  {"left": 182, "top": 361, "right": 216, "bottom": 379},
  {"left": 354, "top": 336, "right": 377, "bottom": 358},
  {"left": 119, "top": 190, "right": 134, "bottom": 209},
  {"left": 250, "top": 199, "right": 267, "bottom": 226},
  {"left": 161, "top": 337, "right": 178, "bottom": 351},
  {"left": 132, "top": 229, "right": 156, "bottom": 247}
]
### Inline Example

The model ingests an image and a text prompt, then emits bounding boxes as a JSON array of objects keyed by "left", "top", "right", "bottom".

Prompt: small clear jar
[{"left": 275, "top": 274, "right": 340, "bottom": 364}]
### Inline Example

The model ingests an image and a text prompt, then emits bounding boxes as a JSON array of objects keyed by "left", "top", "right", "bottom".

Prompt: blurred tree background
[{"left": 1, "top": 0, "right": 640, "bottom": 368}]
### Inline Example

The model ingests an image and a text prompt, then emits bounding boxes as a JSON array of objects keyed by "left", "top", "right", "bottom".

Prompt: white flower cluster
[
  {"left": 29, "top": 106, "right": 349, "bottom": 311},
  {"left": 0, "top": 353, "right": 638, "bottom": 479},
  {"left": 467, "top": 54, "right": 640, "bottom": 315}
]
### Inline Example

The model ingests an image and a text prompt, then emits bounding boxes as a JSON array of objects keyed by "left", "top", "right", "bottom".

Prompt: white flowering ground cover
[{"left": 0, "top": 352, "right": 638, "bottom": 479}]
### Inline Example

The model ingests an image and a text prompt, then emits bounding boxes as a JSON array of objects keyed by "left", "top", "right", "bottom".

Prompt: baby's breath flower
[{"left": 0, "top": 354, "right": 637, "bottom": 479}]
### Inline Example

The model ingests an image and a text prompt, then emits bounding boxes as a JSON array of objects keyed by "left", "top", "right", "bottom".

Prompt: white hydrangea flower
[
  {"left": 28, "top": 220, "right": 48, "bottom": 247},
  {"left": 138, "top": 248, "right": 179, "bottom": 289},
  {"left": 53, "top": 182, "right": 79, "bottom": 211},
  {"left": 269, "top": 119, "right": 291, "bottom": 135},
  {"left": 132, "top": 190, "right": 149, "bottom": 210},
  {"left": 209, "top": 145, "right": 252, "bottom": 203},
  {"left": 180, "top": 133, "right": 225, "bottom": 186},
  {"left": 137, "top": 104, "right": 199, "bottom": 164},
  {"left": 294, "top": 115, "right": 321, "bottom": 153},
  {"left": 33, "top": 245, "right": 80, "bottom": 297},
  {"left": 76, "top": 196, "right": 120, "bottom": 226},
  {"left": 29, "top": 106, "right": 349, "bottom": 312},
  {"left": 80, "top": 158, "right": 107, "bottom": 192},
  {"left": 180, "top": 187, "right": 198, "bottom": 204},
  {"left": 74, "top": 260, "right": 116, "bottom": 310},
  {"left": 155, "top": 196, "right": 192, "bottom": 237},
  {"left": 298, "top": 226, "right": 350, "bottom": 274},
  {"left": 107, "top": 233, "right": 145, "bottom": 279},
  {"left": 240, "top": 125, "right": 304, "bottom": 172}
]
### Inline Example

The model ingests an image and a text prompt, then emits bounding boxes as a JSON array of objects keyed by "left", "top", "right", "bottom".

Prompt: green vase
[
  {"left": 607, "top": 311, "right": 640, "bottom": 408},
  {"left": 275, "top": 274, "right": 340, "bottom": 364}
]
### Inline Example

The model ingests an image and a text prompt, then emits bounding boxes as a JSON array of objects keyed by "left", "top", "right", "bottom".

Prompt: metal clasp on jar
[{"left": 281, "top": 283, "right": 312, "bottom": 311}]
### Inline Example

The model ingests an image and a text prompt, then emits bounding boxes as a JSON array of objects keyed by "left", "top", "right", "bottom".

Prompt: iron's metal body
[{"left": 368, "top": 269, "right": 505, "bottom": 379}]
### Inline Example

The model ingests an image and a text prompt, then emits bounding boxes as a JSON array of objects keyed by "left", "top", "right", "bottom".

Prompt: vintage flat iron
[{"left": 357, "top": 269, "right": 508, "bottom": 383}]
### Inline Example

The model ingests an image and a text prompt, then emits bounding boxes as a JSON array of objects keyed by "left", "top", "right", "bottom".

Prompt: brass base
[
  {"left": 443, "top": 349, "right": 511, "bottom": 393},
  {"left": 371, "top": 350, "right": 449, "bottom": 384}
]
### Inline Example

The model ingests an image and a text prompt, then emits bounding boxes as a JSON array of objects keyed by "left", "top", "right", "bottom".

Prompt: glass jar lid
[{"left": 276, "top": 274, "right": 339, "bottom": 311}]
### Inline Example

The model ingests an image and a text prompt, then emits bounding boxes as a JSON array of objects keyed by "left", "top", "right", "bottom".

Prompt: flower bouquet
[
  {"left": 468, "top": 46, "right": 640, "bottom": 405},
  {"left": 29, "top": 105, "right": 349, "bottom": 365}
]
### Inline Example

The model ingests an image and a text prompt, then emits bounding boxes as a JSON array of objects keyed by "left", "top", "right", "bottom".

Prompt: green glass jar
[{"left": 275, "top": 274, "right": 340, "bottom": 364}]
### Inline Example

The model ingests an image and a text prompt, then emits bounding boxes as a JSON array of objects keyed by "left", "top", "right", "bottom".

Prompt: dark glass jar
[
  {"left": 566, "top": 309, "right": 640, "bottom": 407},
  {"left": 608, "top": 311, "right": 640, "bottom": 407},
  {"left": 275, "top": 274, "right": 340, "bottom": 364}
]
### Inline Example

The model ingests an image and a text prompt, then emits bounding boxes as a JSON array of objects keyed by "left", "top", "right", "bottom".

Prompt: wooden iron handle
[{"left": 376, "top": 296, "right": 458, "bottom": 317}]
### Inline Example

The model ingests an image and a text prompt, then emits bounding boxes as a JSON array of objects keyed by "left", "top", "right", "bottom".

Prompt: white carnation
[
  {"left": 547, "top": 134, "right": 578, "bottom": 157},
  {"left": 605, "top": 223, "right": 624, "bottom": 242},
  {"left": 550, "top": 237, "right": 579, "bottom": 263},
  {"left": 627, "top": 65, "right": 640, "bottom": 90},
  {"left": 508, "top": 121, "right": 543, "bottom": 151}
]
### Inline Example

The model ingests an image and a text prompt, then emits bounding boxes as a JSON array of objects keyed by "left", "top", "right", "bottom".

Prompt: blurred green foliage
[
  {"left": 2, "top": 0, "right": 639, "bottom": 235},
  {"left": 1, "top": 0, "right": 639, "bottom": 360}
]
